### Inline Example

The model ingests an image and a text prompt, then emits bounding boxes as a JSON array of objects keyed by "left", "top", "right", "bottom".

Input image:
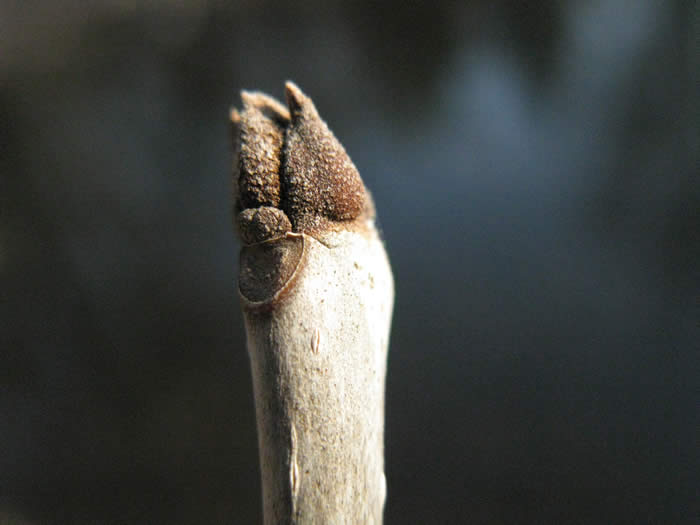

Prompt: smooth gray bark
[{"left": 241, "top": 228, "right": 393, "bottom": 524}]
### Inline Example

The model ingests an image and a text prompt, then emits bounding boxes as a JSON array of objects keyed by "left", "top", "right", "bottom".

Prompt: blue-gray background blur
[{"left": 1, "top": 1, "right": 698, "bottom": 523}]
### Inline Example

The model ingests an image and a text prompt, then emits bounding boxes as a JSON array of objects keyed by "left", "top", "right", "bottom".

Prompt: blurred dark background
[{"left": 1, "top": 1, "right": 698, "bottom": 523}]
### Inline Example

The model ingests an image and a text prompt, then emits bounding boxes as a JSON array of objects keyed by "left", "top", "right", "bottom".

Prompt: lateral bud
[{"left": 237, "top": 206, "right": 292, "bottom": 246}]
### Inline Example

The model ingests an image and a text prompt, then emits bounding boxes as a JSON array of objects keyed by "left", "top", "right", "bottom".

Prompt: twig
[{"left": 231, "top": 82, "right": 394, "bottom": 524}]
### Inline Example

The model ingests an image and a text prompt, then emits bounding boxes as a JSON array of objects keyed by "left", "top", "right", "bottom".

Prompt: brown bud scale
[
  {"left": 232, "top": 82, "right": 373, "bottom": 245},
  {"left": 237, "top": 206, "right": 293, "bottom": 246}
]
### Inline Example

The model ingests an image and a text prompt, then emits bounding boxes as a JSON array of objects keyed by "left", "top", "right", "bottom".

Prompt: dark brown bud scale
[
  {"left": 237, "top": 206, "right": 292, "bottom": 246},
  {"left": 233, "top": 82, "right": 373, "bottom": 300},
  {"left": 233, "top": 82, "right": 371, "bottom": 240},
  {"left": 282, "top": 83, "right": 366, "bottom": 232},
  {"left": 238, "top": 92, "right": 288, "bottom": 209}
]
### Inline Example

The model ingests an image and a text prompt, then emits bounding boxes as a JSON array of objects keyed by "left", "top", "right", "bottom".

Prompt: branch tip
[
  {"left": 241, "top": 90, "right": 290, "bottom": 123},
  {"left": 284, "top": 81, "right": 306, "bottom": 114},
  {"left": 233, "top": 81, "right": 371, "bottom": 239}
]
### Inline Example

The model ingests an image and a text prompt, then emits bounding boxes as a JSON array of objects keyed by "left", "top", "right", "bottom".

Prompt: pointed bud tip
[
  {"left": 240, "top": 90, "right": 290, "bottom": 123},
  {"left": 284, "top": 81, "right": 309, "bottom": 114}
]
